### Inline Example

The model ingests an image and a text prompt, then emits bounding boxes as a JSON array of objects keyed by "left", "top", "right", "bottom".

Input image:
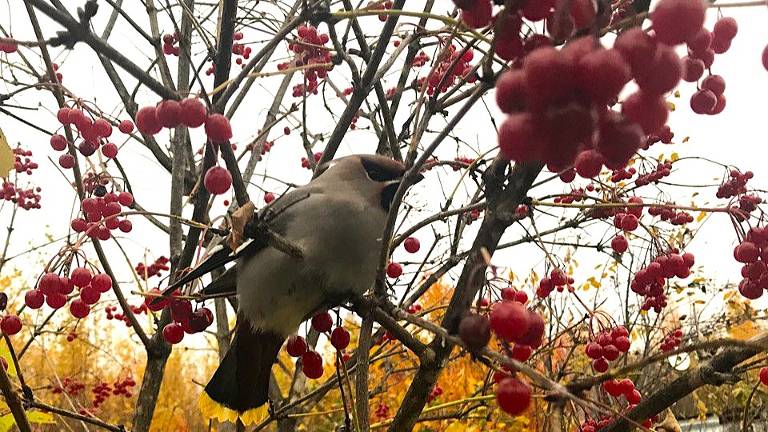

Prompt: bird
[{"left": 172, "top": 154, "right": 419, "bottom": 425}]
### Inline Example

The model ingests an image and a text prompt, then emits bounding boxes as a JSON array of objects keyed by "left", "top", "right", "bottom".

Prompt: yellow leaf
[
  {"left": 670, "top": 152, "right": 679, "bottom": 161},
  {"left": 696, "top": 212, "right": 707, "bottom": 222},
  {"left": 667, "top": 101, "right": 676, "bottom": 111},
  {"left": 0, "top": 343, "right": 17, "bottom": 377},
  {"left": 0, "top": 414, "right": 14, "bottom": 432},
  {"left": 27, "top": 411, "right": 55, "bottom": 425},
  {"left": 0, "top": 128, "right": 13, "bottom": 178},
  {"left": 683, "top": 136, "right": 690, "bottom": 143}
]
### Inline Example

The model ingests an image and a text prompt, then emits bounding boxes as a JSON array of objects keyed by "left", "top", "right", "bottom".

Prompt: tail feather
[{"left": 200, "top": 322, "right": 284, "bottom": 424}]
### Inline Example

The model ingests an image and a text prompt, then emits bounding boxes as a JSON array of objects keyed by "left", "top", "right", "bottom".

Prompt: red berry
[
  {"left": 204, "top": 166, "right": 232, "bottom": 195},
  {"left": 386, "top": 262, "right": 403, "bottom": 278},
  {"left": 495, "top": 70, "right": 527, "bottom": 113},
  {"left": 101, "top": 143, "right": 118, "bottom": 158},
  {"left": 586, "top": 342, "right": 603, "bottom": 359},
  {"left": 70, "top": 299, "right": 90, "bottom": 319},
  {"left": 495, "top": 378, "right": 531, "bottom": 416},
  {"left": 701, "top": 75, "right": 726, "bottom": 96},
  {"left": 623, "top": 91, "right": 670, "bottom": 135},
  {"left": 458, "top": 313, "right": 491, "bottom": 350},
  {"left": 1, "top": 315, "right": 22, "bottom": 335},
  {"left": 596, "top": 112, "right": 643, "bottom": 170},
  {"left": 155, "top": 100, "right": 182, "bottom": 128},
  {"left": 118, "top": 220, "right": 133, "bottom": 233},
  {"left": 592, "top": 357, "right": 609, "bottom": 372},
  {"left": 759, "top": 367, "right": 768, "bottom": 386},
  {"left": 681, "top": 57, "right": 705, "bottom": 82},
  {"left": 574, "top": 149, "right": 603, "bottom": 179},
  {"left": 118, "top": 192, "right": 134, "bottom": 207},
  {"left": 735, "top": 242, "right": 760, "bottom": 263},
  {"left": 286, "top": 335, "right": 308, "bottom": 357},
  {"left": 46, "top": 293, "right": 67, "bottom": 309},
  {"left": 516, "top": 310, "right": 545, "bottom": 348},
  {"left": 404, "top": 237, "right": 420, "bottom": 253},
  {"left": 264, "top": 192, "right": 275, "bottom": 203},
  {"left": 91, "top": 274, "right": 113, "bottom": 293},
  {"left": 614, "top": 28, "right": 657, "bottom": 77},
  {"left": 576, "top": 48, "right": 631, "bottom": 104},
  {"left": 93, "top": 118, "right": 113, "bottom": 137},
  {"left": 763, "top": 44, "right": 768, "bottom": 71},
  {"left": 522, "top": 0, "right": 554, "bottom": 21},
  {"left": 330, "top": 327, "right": 351, "bottom": 350},
  {"left": 713, "top": 17, "right": 738, "bottom": 41},
  {"left": 50, "top": 134, "right": 68, "bottom": 151},
  {"left": 135, "top": 106, "right": 162, "bottom": 135},
  {"left": 690, "top": 89, "right": 717, "bottom": 115},
  {"left": 498, "top": 113, "right": 541, "bottom": 163},
  {"left": 204, "top": 114, "right": 233, "bottom": 143},
  {"left": 651, "top": 0, "right": 706, "bottom": 46},
  {"left": 626, "top": 389, "right": 642, "bottom": 404},
  {"left": 25, "top": 290, "right": 45, "bottom": 309},
  {"left": 71, "top": 267, "right": 92, "bottom": 287},
  {"left": 460, "top": 0, "right": 492, "bottom": 28},
  {"left": 162, "top": 323, "right": 184, "bottom": 344},
  {"left": 118, "top": 120, "right": 134, "bottom": 134},
  {"left": 301, "top": 351, "right": 324, "bottom": 379},
  {"left": 179, "top": 98, "right": 207, "bottom": 128},
  {"left": 311, "top": 311, "right": 333, "bottom": 333},
  {"left": 59, "top": 154, "right": 75, "bottom": 169},
  {"left": 511, "top": 344, "right": 533, "bottom": 361},
  {"left": 490, "top": 301, "right": 529, "bottom": 342},
  {"left": 611, "top": 235, "right": 629, "bottom": 253},
  {"left": 80, "top": 286, "right": 101, "bottom": 305},
  {"left": 523, "top": 47, "right": 575, "bottom": 110},
  {"left": 687, "top": 29, "right": 712, "bottom": 53},
  {"left": 634, "top": 45, "right": 681, "bottom": 95}
]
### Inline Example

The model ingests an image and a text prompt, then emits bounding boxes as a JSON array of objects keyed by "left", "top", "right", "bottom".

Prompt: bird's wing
[{"left": 159, "top": 187, "right": 317, "bottom": 297}]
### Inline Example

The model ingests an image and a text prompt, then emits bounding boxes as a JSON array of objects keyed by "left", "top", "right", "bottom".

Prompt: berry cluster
[
  {"left": 585, "top": 326, "right": 631, "bottom": 372},
  {"left": 54, "top": 108, "right": 128, "bottom": 166},
  {"left": 716, "top": 169, "right": 752, "bottom": 199},
  {"left": 682, "top": 16, "right": 738, "bottom": 115},
  {"left": 3, "top": 147, "right": 41, "bottom": 210},
  {"left": 497, "top": 0, "right": 709, "bottom": 176},
  {"left": 610, "top": 166, "right": 636, "bottom": 183},
  {"left": 135, "top": 256, "right": 170, "bottom": 280},
  {"left": 426, "top": 384, "right": 443, "bottom": 403},
  {"left": 288, "top": 312, "right": 352, "bottom": 379},
  {"left": 70, "top": 192, "right": 134, "bottom": 240},
  {"left": 375, "top": 403, "right": 390, "bottom": 419},
  {"left": 91, "top": 376, "right": 136, "bottom": 408},
  {"left": 279, "top": 24, "right": 332, "bottom": 97},
  {"left": 734, "top": 227, "right": 768, "bottom": 299},
  {"left": 162, "top": 300, "right": 214, "bottom": 344},
  {"left": 161, "top": 32, "right": 180, "bottom": 57},
  {"left": 635, "top": 161, "right": 673, "bottom": 186},
  {"left": 105, "top": 303, "right": 149, "bottom": 327},
  {"left": 536, "top": 268, "right": 575, "bottom": 298},
  {"left": 26, "top": 268, "right": 110, "bottom": 318},
  {"left": 647, "top": 205, "right": 693, "bottom": 225},
  {"left": 489, "top": 300, "right": 545, "bottom": 348},
  {"left": 412, "top": 50, "right": 430, "bottom": 67},
  {"left": 417, "top": 44, "right": 475, "bottom": 95},
  {"left": 52, "top": 377, "right": 86, "bottom": 396},
  {"left": 231, "top": 32, "right": 252, "bottom": 68},
  {"left": 631, "top": 252, "right": 695, "bottom": 312},
  {"left": 300, "top": 152, "right": 323, "bottom": 169},
  {"left": 602, "top": 377, "right": 642, "bottom": 404},
  {"left": 660, "top": 328, "right": 683, "bottom": 352},
  {"left": 737, "top": 194, "right": 762, "bottom": 217}
]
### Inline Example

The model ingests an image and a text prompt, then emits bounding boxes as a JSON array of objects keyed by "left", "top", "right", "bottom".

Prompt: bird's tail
[{"left": 198, "top": 322, "right": 284, "bottom": 425}]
